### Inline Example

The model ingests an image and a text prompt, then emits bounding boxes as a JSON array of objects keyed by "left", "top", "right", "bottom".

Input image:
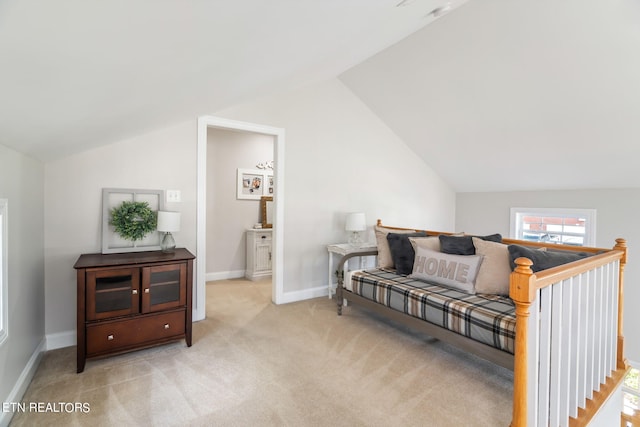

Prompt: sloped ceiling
[
  {"left": 340, "top": 0, "right": 640, "bottom": 192},
  {"left": 2, "top": 1, "right": 639, "bottom": 193},
  {"left": 0, "top": 0, "right": 461, "bottom": 161}
]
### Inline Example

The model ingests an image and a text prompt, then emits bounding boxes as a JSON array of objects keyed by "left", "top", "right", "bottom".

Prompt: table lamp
[
  {"left": 345, "top": 212, "right": 366, "bottom": 247},
  {"left": 157, "top": 211, "right": 180, "bottom": 253}
]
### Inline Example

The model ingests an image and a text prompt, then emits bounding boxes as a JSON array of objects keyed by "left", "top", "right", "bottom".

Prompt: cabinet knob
[
  {"left": 164, "top": 323, "right": 170, "bottom": 329},
  {"left": 107, "top": 334, "right": 114, "bottom": 341},
  {"left": 144, "top": 288, "right": 150, "bottom": 294},
  {"left": 132, "top": 289, "right": 138, "bottom": 295}
]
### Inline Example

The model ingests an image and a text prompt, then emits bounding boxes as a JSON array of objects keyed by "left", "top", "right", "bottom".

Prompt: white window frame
[
  {"left": 0, "top": 199, "right": 7, "bottom": 346},
  {"left": 510, "top": 207, "right": 597, "bottom": 247}
]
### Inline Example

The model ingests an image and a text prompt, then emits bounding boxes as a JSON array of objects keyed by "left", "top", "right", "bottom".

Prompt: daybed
[{"left": 336, "top": 220, "right": 629, "bottom": 427}]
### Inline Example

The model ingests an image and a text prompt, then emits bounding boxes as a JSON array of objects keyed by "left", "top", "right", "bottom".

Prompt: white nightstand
[
  {"left": 246, "top": 228, "right": 272, "bottom": 280},
  {"left": 326, "top": 243, "right": 377, "bottom": 299}
]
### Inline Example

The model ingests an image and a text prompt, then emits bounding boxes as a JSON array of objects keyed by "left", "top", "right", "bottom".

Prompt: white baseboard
[
  {"left": 0, "top": 338, "right": 46, "bottom": 427},
  {"left": 278, "top": 285, "right": 329, "bottom": 304},
  {"left": 206, "top": 270, "right": 245, "bottom": 282},
  {"left": 46, "top": 330, "right": 75, "bottom": 350}
]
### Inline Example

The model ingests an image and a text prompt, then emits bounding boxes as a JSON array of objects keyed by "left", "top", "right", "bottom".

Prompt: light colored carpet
[{"left": 9, "top": 278, "right": 513, "bottom": 426}]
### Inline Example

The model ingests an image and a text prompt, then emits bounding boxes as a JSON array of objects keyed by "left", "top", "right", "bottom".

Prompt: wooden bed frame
[{"left": 336, "top": 220, "right": 629, "bottom": 427}]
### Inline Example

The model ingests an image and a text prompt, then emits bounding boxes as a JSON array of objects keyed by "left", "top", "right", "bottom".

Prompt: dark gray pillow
[
  {"left": 386, "top": 232, "right": 427, "bottom": 275},
  {"left": 507, "top": 244, "right": 592, "bottom": 272},
  {"left": 439, "top": 234, "right": 502, "bottom": 255}
]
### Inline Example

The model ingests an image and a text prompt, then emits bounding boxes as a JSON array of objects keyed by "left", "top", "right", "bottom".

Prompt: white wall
[
  {"left": 43, "top": 77, "right": 455, "bottom": 337},
  {"left": 456, "top": 189, "right": 640, "bottom": 363},
  {"left": 216, "top": 78, "right": 455, "bottom": 294},
  {"left": 0, "top": 144, "right": 44, "bottom": 425},
  {"left": 44, "top": 121, "right": 198, "bottom": 339},
  {"left": 206, "top": 128, "right": 274, "bottom": 277}
]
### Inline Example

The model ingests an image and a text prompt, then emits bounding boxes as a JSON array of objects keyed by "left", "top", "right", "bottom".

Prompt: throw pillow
[
  {"left": 507, "top": 244, "right": 592, "bottom": 273},
  {"left": 408, "top": 236, "right": 441, "bottom": 252},
  {"left": 439, "top": 234, "right": 503, "bottom": 255},
  {"left": 386, "top": 231, "right": 428, "bottom": 275},
  {"left": 374, "top": 226, "right": 419, "bottom": 268},
  {"left": 472, "top": 237, "right": 511, "bottom": 296},
  {"left": 409, "top": 246, "right": 482, "bottom": 294}
]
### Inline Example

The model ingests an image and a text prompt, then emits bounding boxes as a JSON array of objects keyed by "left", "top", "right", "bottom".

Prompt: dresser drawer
[
  {"left": 86, "top": 310, "right": 185, "bottom": 356},
  {"left": 255, "top": 231, "right": 272, "bottom": 241}
]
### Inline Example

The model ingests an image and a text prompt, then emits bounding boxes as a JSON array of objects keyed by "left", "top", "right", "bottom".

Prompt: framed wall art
[
  {"left": 266, "top": 172, "right": 274, "bottom": 195},
  {"left": 101, "top": 188, "right": 165, "bottom": 254},
  {"left": 237, "top": 168, "right": 272, "bottom": 200}
]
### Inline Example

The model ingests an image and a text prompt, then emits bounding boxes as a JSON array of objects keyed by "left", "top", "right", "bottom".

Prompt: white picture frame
[
  {"left": 102, "top": 188, "right": 165, "bottom": 254},
  {"left": 237, "top": 168, "right": 273, "bottom": 200}
]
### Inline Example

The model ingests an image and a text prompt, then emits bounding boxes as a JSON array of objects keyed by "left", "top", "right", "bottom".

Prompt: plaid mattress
[{"left": 348, "top": 268, "right": 516, "bottom": 354}]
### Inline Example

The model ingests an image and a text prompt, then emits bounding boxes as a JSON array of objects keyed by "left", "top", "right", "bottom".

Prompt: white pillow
[
  {"left": 409, "top": 246, "right": 482, "bottom": 294},
  {"left": 472, "top": 237, "right": 511, "bottom": 296}
]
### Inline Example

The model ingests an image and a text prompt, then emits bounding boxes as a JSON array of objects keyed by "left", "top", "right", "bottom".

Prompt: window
[
  {"left": 510, "top": 207, "right": 596, "bottom": 247},
  {"left": 0, "top": 199, "right": 7, "bottom": 346},
  {"left": 624, "top": 366, "right": 639, "bottom": 425}
]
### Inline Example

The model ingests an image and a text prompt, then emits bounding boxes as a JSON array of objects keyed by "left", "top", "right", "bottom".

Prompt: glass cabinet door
[
  {"left": 86, "top": 268, "right": 140, "bottom": 320},
  {"left": 141, "top": 263, "right": 186, "bottom": 313}
]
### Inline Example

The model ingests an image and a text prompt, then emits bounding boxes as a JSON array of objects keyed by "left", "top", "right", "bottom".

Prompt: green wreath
[{"left": 110, "top": 201, "right": 157, "bottom": 242}]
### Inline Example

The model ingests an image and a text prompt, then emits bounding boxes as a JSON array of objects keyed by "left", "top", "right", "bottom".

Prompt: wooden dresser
[{"left": 74, "top": 248, "right": 195, "bottom": 373}]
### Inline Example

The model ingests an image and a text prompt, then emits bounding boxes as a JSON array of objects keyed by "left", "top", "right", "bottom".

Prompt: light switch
[{"left": 166, "top": 190, "right": 181, "bottom": 203}]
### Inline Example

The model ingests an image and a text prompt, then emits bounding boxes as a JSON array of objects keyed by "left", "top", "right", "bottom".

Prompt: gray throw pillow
[
  {"left": 409, "top": 247, "right": 482, "bottom": 294},
  {"left": 386, "top": 231, "right": 428, "bottom": 275},
  {"left": 507, "top": 244, "right": 591, "bottom": 272},
  {"left": 439, "top": 234, "right": 502, "bottom": 255}
]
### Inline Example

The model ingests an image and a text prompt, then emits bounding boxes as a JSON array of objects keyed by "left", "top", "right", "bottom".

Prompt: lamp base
[
  {"left": 348, "top": 231, "right": 363, "bottom": 248},
  {"left": 160, "top": 232, "right": 176, "bottom": 253}
]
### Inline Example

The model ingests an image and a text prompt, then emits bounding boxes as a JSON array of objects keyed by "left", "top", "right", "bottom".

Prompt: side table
[{"left": 327, "top": 243, "right": 377, "bottom": 299}]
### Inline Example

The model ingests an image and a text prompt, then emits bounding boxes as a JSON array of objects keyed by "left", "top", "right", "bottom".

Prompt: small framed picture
[
  {"left": 267, "top": 174, "right": 274, "bottom": 195},
  {"left": 237, "top": 168, "right": 271, "bottom": 200}
]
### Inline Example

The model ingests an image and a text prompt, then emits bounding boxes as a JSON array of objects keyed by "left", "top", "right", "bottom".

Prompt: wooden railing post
[
  {"left": 614, "top": 238, "right": 628, "bottom": 370},
  {"left": 510, "top": 257, "right": 537, "bottom": 427}
]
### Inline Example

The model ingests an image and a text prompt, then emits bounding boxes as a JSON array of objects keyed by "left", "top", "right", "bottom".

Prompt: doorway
[{"left": 195, "top": 116, "right": 285, "bottom": 321}]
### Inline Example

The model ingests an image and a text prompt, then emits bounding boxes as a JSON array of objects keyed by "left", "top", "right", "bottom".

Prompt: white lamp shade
[
  {"left": 345, "top": 212, "right": 366, "bottom": 232},
  {"left": 157, "top": 211, "right": 181, "bottom": 233}
]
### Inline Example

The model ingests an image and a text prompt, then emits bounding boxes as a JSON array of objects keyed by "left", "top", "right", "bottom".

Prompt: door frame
[{"left": 195, "top": 115, "right": 285, "bottom": 321}]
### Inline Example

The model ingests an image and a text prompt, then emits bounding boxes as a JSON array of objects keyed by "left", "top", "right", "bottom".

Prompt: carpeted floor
[{"left": 9, "top": 278, "right": 513, "bottom": 426}]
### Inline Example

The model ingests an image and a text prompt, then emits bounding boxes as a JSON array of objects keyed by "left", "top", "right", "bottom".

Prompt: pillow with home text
[{"left": 409, "top": 246, "right": 483, "bottom": 294}]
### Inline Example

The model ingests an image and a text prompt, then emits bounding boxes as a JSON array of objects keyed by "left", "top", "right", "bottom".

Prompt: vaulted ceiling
[
  {"left": 1, "top": 0, "right": 639, "bottom": 192},
  {"left": 0, "top": 0, "right": 459, "bottom": 161},
  {"left": 340, "top": 0, "right": 640, "bottom": 192}
]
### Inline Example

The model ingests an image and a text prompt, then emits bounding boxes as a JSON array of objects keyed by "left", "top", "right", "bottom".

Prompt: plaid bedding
[{"left": 348, "top": 268, "right": 516, "bottom": 354}]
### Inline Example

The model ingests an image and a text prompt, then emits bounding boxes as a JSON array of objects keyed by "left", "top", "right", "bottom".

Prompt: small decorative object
[
  {"left": 157, "top": 211, "right": 181, "bottom": 253},
  {"left": 255, "top": 160, "right": 274, "bottom": 170},
  {"left": 110, "top": 201, "right": 157, "bottom": 242},
  {"left": 345, "top": 212, "right": 366, "bottom": 247},
  {"left": 260, "top": 196, "right": 273, "bottom": 228}
]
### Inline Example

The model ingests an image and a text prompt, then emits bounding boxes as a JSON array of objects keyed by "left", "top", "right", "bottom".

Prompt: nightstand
[
  {"left": 326, "top": 243, "right": 377, "bottom": 299},
  {"left": 246, "top": 228, "right": 272, "bottom": 280}
]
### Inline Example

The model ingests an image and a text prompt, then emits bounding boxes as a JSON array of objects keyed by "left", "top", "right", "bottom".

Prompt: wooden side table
[{"left": 326, "top": 243, "right": 377, "bottom": 299}]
